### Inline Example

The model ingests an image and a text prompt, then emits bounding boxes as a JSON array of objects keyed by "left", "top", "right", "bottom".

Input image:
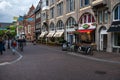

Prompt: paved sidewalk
[
  {"left": 92, "top": 51, "right": 120, "bottom": 61},
  {"left": 41, "top": 45, "right": 120, "bottom": 62},
  {"left": 74, "top": 51, "right": 120, "bottom": 62},
  {"left": 0, "top": 49, "right": 19, "bottom": 63}
]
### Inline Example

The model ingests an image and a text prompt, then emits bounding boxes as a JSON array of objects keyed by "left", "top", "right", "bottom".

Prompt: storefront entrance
[
  {"left": 68, "top": 34, "right": 74, "bottom": 44},
  {"left": 100, "top": 27, "right": 107, "bottom": 51},
  {"left": 100, "top": 34, "right": 107, "bottom": 51}
]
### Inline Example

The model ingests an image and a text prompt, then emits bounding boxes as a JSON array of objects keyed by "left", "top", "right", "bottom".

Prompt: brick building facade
[{"left": 25, "top": 5, "right": 35, "bottom": 41}]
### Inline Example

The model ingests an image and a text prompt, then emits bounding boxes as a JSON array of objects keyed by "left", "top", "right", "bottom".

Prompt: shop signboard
[{"left": 79, "top": 23, "right": 96, "bottom": 30}]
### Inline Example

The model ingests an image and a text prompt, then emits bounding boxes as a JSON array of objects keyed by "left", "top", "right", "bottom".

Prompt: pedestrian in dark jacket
[{"left": 0, "top": 37, "right": 4, "bottom": 55}]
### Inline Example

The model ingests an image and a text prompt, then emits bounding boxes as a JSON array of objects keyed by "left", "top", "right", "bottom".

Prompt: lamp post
[
  {"left": 6, "top": 28, "right": 10, "bottom": 49},
  {"left": 74, "top": 24, "right": 78, "bottom": 52},
  {"left": 74, "top": 24, "right": 78, "bottom": 44}
]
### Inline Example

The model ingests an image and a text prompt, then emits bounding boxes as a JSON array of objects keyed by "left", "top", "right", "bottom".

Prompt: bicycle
[{"left": 77, "top": 46, "right": 94, "bottom": 55}]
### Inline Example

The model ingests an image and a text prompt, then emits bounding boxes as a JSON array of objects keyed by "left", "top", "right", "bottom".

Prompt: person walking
[
  {"left": 11, "top": 39, "right": 17, "bottom": 55},
  {"left": 7, "top": 38, "right": 10, "bottom": 49},
  {"left": 0, "top": 37, "right": 4, "bottom": 55},
  {"left": 17, "top": 39, "right": 24, "bottom": 51}
]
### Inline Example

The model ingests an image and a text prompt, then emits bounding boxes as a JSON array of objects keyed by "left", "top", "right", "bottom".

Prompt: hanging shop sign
[
  {"left": 79, "top": 23, "right": 96, "bottom": 30},
  {"left": 82, "top": 24, "right": 90, "bottom": 29}
]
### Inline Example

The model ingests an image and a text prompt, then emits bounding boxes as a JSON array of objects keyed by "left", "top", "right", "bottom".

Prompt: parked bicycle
[{"left": 77, "top": 46, "right": 94, "bottom": 55}]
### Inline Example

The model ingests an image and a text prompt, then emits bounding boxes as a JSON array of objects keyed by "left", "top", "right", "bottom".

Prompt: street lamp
[
  {"left": 74, "top": 24, "right": 78, "bottom": 44},
  {"left": 73, "top": 24, "right": 78, "bottom": 52},
  {"left": 74, "top": 24, "right": 78, "bottom": 31},
  {"left": 6, "top": 28, "right": 10, "bottom": 49}
]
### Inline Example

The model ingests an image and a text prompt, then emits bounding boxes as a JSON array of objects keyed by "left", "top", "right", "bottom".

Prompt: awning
[
  {"left": 107, "top": 21, "right": 120, "bottom": 32},
  {"left": 39, "top": 32, "right": 47, "bottom": 37},
  {"left": 77, "top": 29, "right": 94, "bottom": 33},
  {"left": 53, "top": 31, "right": 64, "bottom": 37},
  {"left": 46, "top": 32, "right": 55, "bottom": 37}
]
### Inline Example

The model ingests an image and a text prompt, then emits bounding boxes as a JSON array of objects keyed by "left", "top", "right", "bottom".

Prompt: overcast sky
[{"left": 0, "top": 0, "right": 39, "bottom": 23}]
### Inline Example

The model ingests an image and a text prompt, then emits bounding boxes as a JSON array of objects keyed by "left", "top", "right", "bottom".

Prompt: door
[
  {"left": 100, "top": 34, "right": 103, "bottom": 51},
  {"left": 103, "top": 34, "right": 107, "bottom": 51},
  {"left": 100, "top": 34, "right": 107, "bottom": 51},
  {"left": 100, "top": 27, "right": 108, "bottom": 51},
  {"left": 68, "top": 34, "right": 73, "bottom": 44}
]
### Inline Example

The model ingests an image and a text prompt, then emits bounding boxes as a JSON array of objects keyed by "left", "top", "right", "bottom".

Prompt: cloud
[
  {"left": 0, "top": 0, "right": 39, "bottom": 22},
  {"left": 0, "top": 1, "right": 12, "bottom": 11}
]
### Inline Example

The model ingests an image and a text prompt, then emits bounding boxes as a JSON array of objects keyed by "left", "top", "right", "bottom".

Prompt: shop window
[
  {"left": 80, "top": 32, "right": 95, "bottom": 43},
  {"left": 114, "top": 33, "right": 120, "bottom": 46}
]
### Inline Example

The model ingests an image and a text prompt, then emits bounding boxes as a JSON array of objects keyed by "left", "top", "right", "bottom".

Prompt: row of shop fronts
[
  {"left": 36, "top": 0, "right": 120, "bottom": 53},
  {"left": 38, "top": 14, "right": 120, "bottom": 53},
  {"left": 38, "top": 13, "right": 97, "bottom": 50}
]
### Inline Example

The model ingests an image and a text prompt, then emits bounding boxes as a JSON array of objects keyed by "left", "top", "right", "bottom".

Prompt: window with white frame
[
  {"left": 80, "top": 0, "right": 90, "bottom": 8},
  {"left": 28, "top": 25, "right": 31, "bottom": 33},
  {"left": 80, "top": 13, "right": 95, "bottom": 24},
  {"left": 104, "top": 10, "right": 108, "bottom": 23},
  {"left": 57, "top": 20, "right": 64, "bottom": 30},
  {"left": 42, "top": 25, "right": 47, "bottom": 32},
  {"left": 98, "top": 11, "right": 103, "bottom": 23},
  {"left": 66, "top": 17, "right": 76, "bottom": 29},
  {"left": 113, "top": 4, "right": 120, "bottom": 21},
  {"left": 36, "top": 13, "right": 40, "bottom": 19},
  {"left": 25, "top": 27, "right": 27, "bottom": 34},
  {"left": 66, "top": 0, "right": 75, "bottom": 13},
  {"left": 42, "top": 0, "right": 49, "bottom": 8},
  {"left": 50, "top": 7, "right": 54, "bottom": 18},
  {"left": 41, "top": 12, "right": 48, "bottom": 21},
  {"left": 49, "top": 22, "right": 55, "bottom": 31},
  {"left": 80, "top": 0, "right": 83, "bottom": 7},
  {"left": 50, "top": 0, "right": 54, "bottom": 5},
  {"left": 57, "top": 2, "right": 63, "bottom": 16},
  {"left": 85, "top": 0, "right": 89, "bottom": 5}
]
